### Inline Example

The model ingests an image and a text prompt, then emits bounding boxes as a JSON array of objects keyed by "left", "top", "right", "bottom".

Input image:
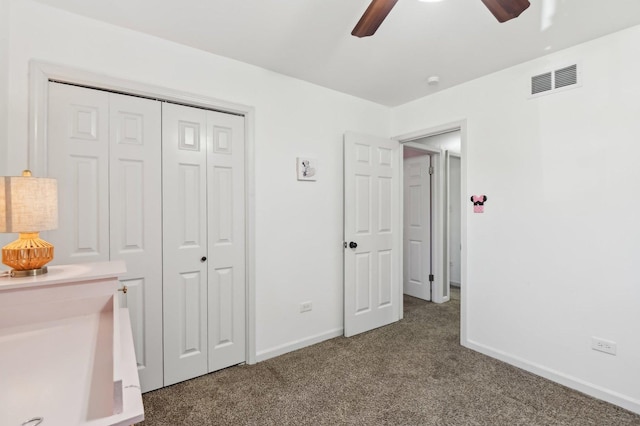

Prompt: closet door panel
[
  {"left": 207, "top": 112, "right": 246, "bottom": 372},
  {"left": 47, "top": 83, "right": 110, "bottom": 264},
  {"left": 162, "top": 103, "right": 209, "bottom": 386},
  {"left": 109, "top": 93, "right": 163, "bottom": 392}
]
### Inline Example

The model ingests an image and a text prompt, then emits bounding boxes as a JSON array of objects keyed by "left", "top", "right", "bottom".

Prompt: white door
[
  {"left": 403, "top": 155, "right": 432, "bottom": 301},
  {"left": 48, "top": 83, "right": 164, "bottom": 392},
  {"left": 47, "top": 83, "right": 110, "bottom": 264},
  {"left": 162, "top": 103, "right": 209, "bottom": 386},
  {"left": 206, "top": 111, "right": 246, "bottom": 372},
  {"left": 163, "top": 103, "right": 246, "bottom": 385},
  {"left": 108, "top": 93, "right": 163, "bottom": 392},
  {"left": 343, "top": 132, "right": 401, "bottom": 337}
]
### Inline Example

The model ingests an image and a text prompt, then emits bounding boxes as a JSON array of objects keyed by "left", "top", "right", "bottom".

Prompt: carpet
[{"left": 140, "top": 289, "right": 640, "bottom": 425}]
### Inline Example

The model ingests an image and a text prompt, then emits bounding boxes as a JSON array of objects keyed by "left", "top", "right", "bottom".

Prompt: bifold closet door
[
  {"left": 108, "top": 93, "right": 163, "bottom": 392},
  {"left": 47, "top": 83, "right": 164, "bottom": 392},
  {"left": 206, "top": 109, "right": 246, "bottom": 373},
  {"left": 162, "top": 103, "right": 209, "bottom": 385},
  {"left": 163, "top": 102, "right": 246, "bottom": 386}
]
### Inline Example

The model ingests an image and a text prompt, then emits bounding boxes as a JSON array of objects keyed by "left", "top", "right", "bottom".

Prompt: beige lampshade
[{"left": 0, "top": 171, "right": 58, "bottom": 233}]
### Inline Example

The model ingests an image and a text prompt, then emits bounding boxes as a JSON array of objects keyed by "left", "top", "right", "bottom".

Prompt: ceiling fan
[{"left": 352, "top": 0, "right": 531, "bottom": 38}]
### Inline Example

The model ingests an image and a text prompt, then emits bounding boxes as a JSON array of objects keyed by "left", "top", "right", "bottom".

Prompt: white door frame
[
  {"left": 394, "top": 120, "right": 468, "bottom": 344},
  {"left": 446, "top": 151, "right": 462, "bottom": 293},
  {"left": 27, "top": 60, "right": 258, "bottom": 364}
]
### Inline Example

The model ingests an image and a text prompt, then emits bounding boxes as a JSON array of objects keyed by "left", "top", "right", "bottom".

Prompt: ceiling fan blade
[
  {"left": 352, "top": 0, "right": 399, "bottom": 38},
  {"left": 481, "top": 0, "right": 530, "bottom": 23}
]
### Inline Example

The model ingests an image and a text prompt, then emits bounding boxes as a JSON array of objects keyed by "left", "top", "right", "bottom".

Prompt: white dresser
[{"left": 0, "top": 261, "right": 144, "bottom": 426}]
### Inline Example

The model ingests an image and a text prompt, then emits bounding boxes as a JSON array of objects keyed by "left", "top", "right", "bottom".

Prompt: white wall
[
  {"left": 6, "top": 0, "right": 391, "bottom": 358},
  {"left": 392, "top": 25, "right": 640, "bottom": 413}
]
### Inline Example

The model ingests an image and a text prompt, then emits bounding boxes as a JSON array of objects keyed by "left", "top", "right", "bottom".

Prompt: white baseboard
[
  {"left": 464, "top": 339, "right": 640, "bottom": 415},
  {"left": 450, "top": 281, "right": 461, "bottom": 288},
  {"left": 256, "top": 328, "right": 343, "bottom": 362}
]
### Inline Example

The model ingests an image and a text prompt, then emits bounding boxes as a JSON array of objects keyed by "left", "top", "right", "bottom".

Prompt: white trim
[
  {"left": 395, "top": 140, "right": 404, "bottom": 321},
  {"left": 398, "top": 149, "right": 404, "bottom": 319},
  {"left": 444, "top": 150, "right": 451, "bottom": 302},
  {"left": 465, "top": 339, "right": 640, "bottom": 415},
  {"left": 255, "top": 328, "right": 344, "bottom": 362},
  {"left": 459, "top": 122, "right": 468, "bottom": 345},
  {"left": 444, "top": 150, "right": 461, "bottom": 300},
  {"left": 28, "top": 60, "right": 258, "bottom": 365},
  {"left": 394, "top": 120, "right": 465, "bottom": 144}
]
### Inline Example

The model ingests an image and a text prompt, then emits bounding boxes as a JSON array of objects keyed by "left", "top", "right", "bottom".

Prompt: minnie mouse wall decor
[{"left": 471, "top": 195, "right": 487, "bottom": 213}]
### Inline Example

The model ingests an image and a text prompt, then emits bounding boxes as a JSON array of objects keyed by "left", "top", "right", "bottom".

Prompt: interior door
[
  {"left": 206, "top": 110, "right": 246, "bottom": 372},
  {"left": 403, "top": 154, "right": 431, "bottom": 301},
  {"left": 343, "top": 132, "right": 401, "bottom": 337},
  {"left": 162, "top": 102, "right": 209, "bottom": 386}
]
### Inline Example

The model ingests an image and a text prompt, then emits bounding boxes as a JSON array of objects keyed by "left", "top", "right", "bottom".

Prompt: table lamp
[{"left": 0, "top": 170, "right": 58, "bottom": 277}]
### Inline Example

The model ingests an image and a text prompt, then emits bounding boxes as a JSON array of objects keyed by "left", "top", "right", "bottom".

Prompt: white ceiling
[{"left": 33, "top": 0, "right": 640, "bottom": 106}]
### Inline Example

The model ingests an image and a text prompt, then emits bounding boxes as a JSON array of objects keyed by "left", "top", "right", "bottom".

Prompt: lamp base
[
  {"left": 10, "top": 266, "right": 48, "bottom": 277},
  {"left": 2, "top": 232, "right": 54, "bottom": 273}
]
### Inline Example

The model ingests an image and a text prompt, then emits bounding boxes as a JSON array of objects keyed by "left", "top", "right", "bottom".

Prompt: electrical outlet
[
  {"left": 591, "top": 337, "right": 617, "bottom": 355},
  {"left": 300, "top": 301, "right": 312, "bottom": 313}
]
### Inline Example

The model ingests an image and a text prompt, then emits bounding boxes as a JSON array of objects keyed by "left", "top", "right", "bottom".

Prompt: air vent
[
  {"left": 531, "top": 72, "right": 552, "bottom": 94},
  {"left": 529, "top": 63, "right": 579, "bottom": 97},
  {"left": 554, "top": 64, "right": 578, "bottom": 89}
]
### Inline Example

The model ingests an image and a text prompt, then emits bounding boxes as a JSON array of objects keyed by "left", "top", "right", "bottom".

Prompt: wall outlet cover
[{"left": 591, "top": 337, "right": 617, "bottom": 355}]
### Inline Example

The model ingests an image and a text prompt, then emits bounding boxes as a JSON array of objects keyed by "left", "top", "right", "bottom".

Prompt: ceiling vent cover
[
  {"left": 532, "top": 72, "right": 552, "bottom": 94},
  {"left": 530, "top": 64, "right": 579, "bottom": 97}
]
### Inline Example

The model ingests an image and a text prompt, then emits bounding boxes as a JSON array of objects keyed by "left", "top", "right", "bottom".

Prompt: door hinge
[
  {"left": 429, "top": 274, "right": 434, "bottom": 282},
  {"left": 428, "top": 166, "right": 434, "bottom": 175}
]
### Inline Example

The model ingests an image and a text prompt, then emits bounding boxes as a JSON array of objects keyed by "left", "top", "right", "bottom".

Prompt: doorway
[
  {"left": 401, "top": 129, "right": 461, "bottom": 304},
  {"left": 343, "top": 124, "right": 465, "bottom": 340}
]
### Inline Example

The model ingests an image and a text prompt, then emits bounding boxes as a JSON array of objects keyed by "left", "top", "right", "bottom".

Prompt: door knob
[
  {"left": 349, "top": 241, "right": 357, "bottom": 249},
  {"left": 201, "top": 256, "right": 207, "bottom": 262},
  {"left": 118, "top": 285, "right": 128, "bottom": 294}
]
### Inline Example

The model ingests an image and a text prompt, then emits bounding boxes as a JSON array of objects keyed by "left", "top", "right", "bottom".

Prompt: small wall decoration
[
  {"left": 471, "top": 195, "right": 487, "bottom": 213},
  {"left": 297, "top": 157, "right": 317, "bottom": 181}
]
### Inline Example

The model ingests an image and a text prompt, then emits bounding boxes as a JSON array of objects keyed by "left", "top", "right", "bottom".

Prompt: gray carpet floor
[{"left": 140, "top": 288, "right": 640, "bottom": 425}]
